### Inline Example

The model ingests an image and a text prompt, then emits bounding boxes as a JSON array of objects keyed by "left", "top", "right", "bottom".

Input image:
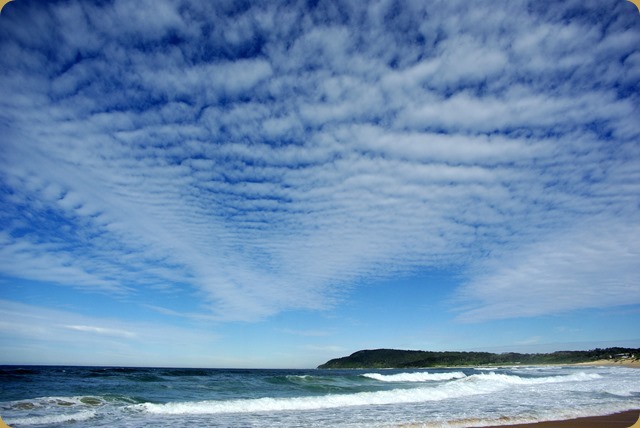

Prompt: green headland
[{"left": 317, "top": 347, "right": 640, "bottom": 369}]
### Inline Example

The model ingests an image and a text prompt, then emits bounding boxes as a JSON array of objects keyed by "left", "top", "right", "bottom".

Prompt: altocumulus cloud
[{"left": 0, "top": 0, "right": 639, "bottom": 322}]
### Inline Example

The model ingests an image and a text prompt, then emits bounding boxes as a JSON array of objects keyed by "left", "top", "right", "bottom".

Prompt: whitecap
[
  {"left": 6, "top": 410, "right": 96, "bottom": 426},
  {"left": 362, "top": 372, "right": 466, "bottom": 382}
]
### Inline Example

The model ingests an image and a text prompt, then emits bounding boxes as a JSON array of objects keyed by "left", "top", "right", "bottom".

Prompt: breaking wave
[
  {"left": 136, "top": 371, "right": 601, "bottom": 415},
  {"left": 6, "top": 410, "right": 97, "bottom": 426},
  {"left": 362, "top": 371, "right": 466, "bottom": 382}
]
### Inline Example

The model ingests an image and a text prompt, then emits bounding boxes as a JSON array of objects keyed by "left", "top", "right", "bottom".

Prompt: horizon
[
  {"left": 1, "top": 0, "right": 640, "bottom": 369},
  {"left": 3, "top": 343, "right": 639, "bottom": 370}
]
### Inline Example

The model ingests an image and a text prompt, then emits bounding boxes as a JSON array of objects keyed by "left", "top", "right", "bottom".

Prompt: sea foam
[
  {"left": 362, "top": 371, "right": 466, "bottom": 382},
  {"left": 466, "top": 371, "right": 602, "bottom": 385},
  {"left": 2, "top": 366, "right": 638, "bottom": 428},
  {"left": 6, "top": 410, "right": 96, "bottom": 426},
  {"left": 136, "top": 371, "right": 600, "bottom": 415}
]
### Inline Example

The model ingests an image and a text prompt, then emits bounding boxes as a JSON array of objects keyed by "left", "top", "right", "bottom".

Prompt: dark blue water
[{"left": 1, "top": 365, "right": 639, "bottom": 427}]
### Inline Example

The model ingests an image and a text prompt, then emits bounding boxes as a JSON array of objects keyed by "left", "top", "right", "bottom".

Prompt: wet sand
[{"left": 483, "top": 410, "right": 640, "bottom": 428}]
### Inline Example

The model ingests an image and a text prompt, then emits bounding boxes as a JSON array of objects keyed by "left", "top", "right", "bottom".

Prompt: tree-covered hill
[{"left": 317, "top": 347, "right": 639, "bottom": 369}]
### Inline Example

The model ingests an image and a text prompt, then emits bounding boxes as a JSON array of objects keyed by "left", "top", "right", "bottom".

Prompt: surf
[
  {"left": 134, "top": 371, "right": 602, "bottom": 415},
  {"left": 362, "top": 371, "right": 467, "bottom": 382}
]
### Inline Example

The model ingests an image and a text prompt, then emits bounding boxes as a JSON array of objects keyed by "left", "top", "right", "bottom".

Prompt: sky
[{"left": 0, "top": 0, "right": 639, "bottom": 368}]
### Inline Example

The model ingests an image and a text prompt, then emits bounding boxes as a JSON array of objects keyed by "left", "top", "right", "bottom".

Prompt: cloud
[
  {"left": 455, "top": 218, "right": 640, "bottom": 322},
  {"left": 0, "top": 300, "right": 219, "bottom": 366},
  {"left": 0, "top": 0, "right": 638, "bottom": 323},
  {"left": 516, "top": 337, "right": 543, "bottom": 346},
  {"left": 63, "top": 324, "right": 137, "bottom": 339}
]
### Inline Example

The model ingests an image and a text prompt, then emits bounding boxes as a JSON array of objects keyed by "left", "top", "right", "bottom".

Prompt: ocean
[{"left": 1, "top": 365, "right": 639, "bottom": 427}]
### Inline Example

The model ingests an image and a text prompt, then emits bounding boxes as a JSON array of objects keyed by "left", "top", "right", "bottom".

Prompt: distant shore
[
  {"left": 317, "top": 348, "right": 640, "bottom": 369},
  {"left": 482, "top": 409, "right": 640, "bottom": 428},
  {"left": 414, "top": 358, "right": 640, "bottom": 370},
  {"left": 571, "top": 358, "right": 640, "bottom": 368},
  {"left": 443, "top": 358, "right": 640, "bottom": 369},
  {"left": 441, "top": 357, "right": 640, "bottom": 370}
]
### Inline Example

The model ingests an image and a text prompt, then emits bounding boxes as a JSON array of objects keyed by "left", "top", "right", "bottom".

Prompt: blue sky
[{"left": 0, "top": 0, "right": 639, "bottom": 368}]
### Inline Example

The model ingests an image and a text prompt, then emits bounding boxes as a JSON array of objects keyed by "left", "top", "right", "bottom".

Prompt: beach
[
  {"left": 573, "top": 359, "right": 640, "bottom": 369},
  {"left": 484, "top": 409, "right": 640, "bottom": 427}
]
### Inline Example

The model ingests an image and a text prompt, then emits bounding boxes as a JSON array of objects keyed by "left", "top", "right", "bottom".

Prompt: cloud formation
[
  {"left": 0, "top": 0, "right": 639, "bottom": 322},
  {"left": 0, "top": 299, "right": 219, "bottom": 366},
  {"left": 456, "top": 218, "right": 640, "bottom": 322}
]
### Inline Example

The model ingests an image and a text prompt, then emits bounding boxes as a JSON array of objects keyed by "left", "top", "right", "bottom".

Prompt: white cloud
[
  {"left": 0, "top": 235, "right": 130, "bottom": 294},
  {"left": 516, "top": 336, "right": 543, "bottom": 346},
  {"left": 0, "top": 300, "right": 220, "bottom": 366},
  {"left": 455, "top": 218, "right": 640, "bottom": 322},
  {"left": 63, "top": 325, "right": 137, "bottom": 339},
  {"left": 0, "top": 0, "right": 638, "bottom": 324}
]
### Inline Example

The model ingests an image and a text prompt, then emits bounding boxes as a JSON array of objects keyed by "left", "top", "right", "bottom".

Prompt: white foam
[
  {"left": 7, "top": 395, "right": 106, "bottom": 410},
  {"left": 464, "top": 371, "right": 602, "bottom": 385},
  {"left": 6, "top": 410, "right": 96, "bottom": 426},
  {"left": 287, "top": 375, "right": 314, "bottom": 380},
  {"left": 136, "top": 371, "right": 604, "bottom": 416},
  {"left": 362, "top": 371, "right": 466, "bottom": 382},
  {"left": 137, "top": 388, "right": 466, "bottom": 415},
  {"left": 135, "top": 380, "right": 491, "bottom": 414},
  {"left": 417, "top": 403, "right": 640, "bottom": 428}
]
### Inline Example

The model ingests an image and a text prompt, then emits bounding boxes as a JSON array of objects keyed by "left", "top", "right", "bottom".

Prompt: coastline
[
  {"left": 571, "top": 359, "right": 640, "bottom": 369},
  {"left": 482, "top": 410, "right": 640, "bottom": 428},
  {"left": 441, "top": 358, "right": 640, "bottom": 370}
]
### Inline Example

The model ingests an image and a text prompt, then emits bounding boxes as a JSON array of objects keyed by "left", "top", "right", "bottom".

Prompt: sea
[{"left": 1, "top": 365, "right": 639, "bottom": 427}]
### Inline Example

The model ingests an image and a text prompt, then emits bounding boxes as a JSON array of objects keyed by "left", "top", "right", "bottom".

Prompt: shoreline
[
  {"left": 436, "top": 358, "right": 640, "bottom": 370},
  {"left": 571, "top": 359, "right": 640, "bottom": 369},
  {"left": 482, "top": 409, "right": 640, "bottom": 428},
  {"left": 319, "top": 358, "right": 640, "bottom": 371}
]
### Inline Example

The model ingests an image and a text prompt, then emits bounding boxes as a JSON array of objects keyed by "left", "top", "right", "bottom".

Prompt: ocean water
[{"left": 1, "top": 365, "right": 639, "bottom": 427}]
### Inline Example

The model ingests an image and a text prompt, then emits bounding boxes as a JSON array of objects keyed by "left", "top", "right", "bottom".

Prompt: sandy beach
[
  {"left": 572, "top": 359, "right": 640, "bottom": 369},
  {"left": 483, "top": 410, "right": 640, "bottom": 427}
]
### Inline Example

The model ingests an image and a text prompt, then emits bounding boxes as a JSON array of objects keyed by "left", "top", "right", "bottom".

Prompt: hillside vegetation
[{"left": 317, "top": 348, "right": 639, "bottom": 369}]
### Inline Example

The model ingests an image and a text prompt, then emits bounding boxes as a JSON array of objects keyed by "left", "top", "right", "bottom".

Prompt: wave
[
  {"left": 4, "top": 395, "right": 142, "bottom": 410},
  {"left": 288, "top": 374, "right": 314, "bottom": 379},
  {"left": 135, "top": 389, "right": 464, "bottom": 415},
  {"left": 5, "top": 396, "right": 105, "bottom": 410},
  {"left": 283, "top": 374, "right": 319, "bottom": 383},
  {"left": 135, "top": 371, "right": 601, "bottom": 415},
  {"left": 2, "top": 395, "right": 145, "bottom": 426},
  {"left": 464, "top": 371, "right": 602, "bottom": 386},
  {"left": 362, "top": 372, "right": 466, "bottom": 382},
  {"left": 5, "top": 410, "right": 96, "bottom": 426}
]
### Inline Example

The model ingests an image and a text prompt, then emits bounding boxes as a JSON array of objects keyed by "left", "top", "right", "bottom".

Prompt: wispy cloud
[
  {"left": 0, "top": 300, "right": 219, "bottom": 366},
  {"left": 455, "top": 217, "right": 640, "bottom": 322},
  {"left": 516, "top": 336, "right": 543, "bottom": 346},
  {"left": 0, "top": 0, "right": 638, "bottom": 324},
  {"left": 63, "top": 324, "right": 137, "bottom": 339}
]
